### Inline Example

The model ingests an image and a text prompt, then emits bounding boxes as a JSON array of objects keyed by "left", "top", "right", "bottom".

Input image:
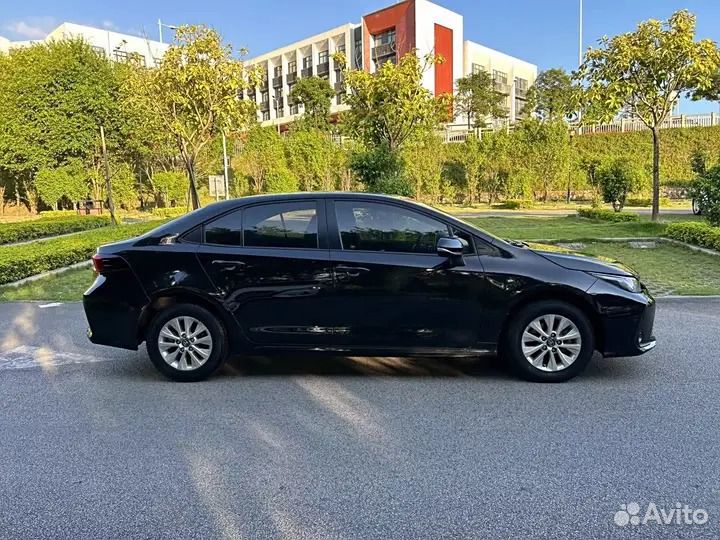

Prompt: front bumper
[{"left": 588, "top": 280, "right": 657, "bottom": 358}]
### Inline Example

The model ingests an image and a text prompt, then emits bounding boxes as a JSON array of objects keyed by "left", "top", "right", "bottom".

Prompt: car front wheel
[
  {"left": 146, "top": 303, "right": 228, "bottom": 382},
  {"left": 503, "top": 301, "right": 594, "bottom": 382}
]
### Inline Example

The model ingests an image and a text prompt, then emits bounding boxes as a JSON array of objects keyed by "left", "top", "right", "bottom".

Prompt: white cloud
[
  {"left": 4, "top": 16, "right": 56, "bottom": 40},
  {"left": 101, "top": 20, "right": 117, "bottom": 30}
]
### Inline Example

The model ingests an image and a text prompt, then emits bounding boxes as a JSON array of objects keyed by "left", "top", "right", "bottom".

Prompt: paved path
[
  {"left": 0, "top": 299, "right": 718, "bottom": 539},
  {"left": 455, "top": 208, "right": 694, "bottom": 218}
]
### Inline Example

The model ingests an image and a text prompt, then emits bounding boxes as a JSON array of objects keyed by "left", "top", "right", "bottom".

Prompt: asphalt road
[
  {"left": 0, "top": 298, "right": 718, "bottom": 539},
  {"left": 456, "top": 208, "right": 694, "bottom": 218}
]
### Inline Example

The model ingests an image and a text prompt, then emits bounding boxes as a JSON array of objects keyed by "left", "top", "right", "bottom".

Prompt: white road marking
[
  {"left": 38, "top": 303, "right": 64, "bottom": 309},
  {"left": 0, "top": 345, "right": 110, "bottom": 370}
]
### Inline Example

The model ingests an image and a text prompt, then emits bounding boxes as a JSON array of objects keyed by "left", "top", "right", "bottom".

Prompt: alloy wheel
[
  {"left": 521, "top": 314, "right": 582, "bottom": 372},
  {"left": 158, "top": 316, "right": 213, "bottom": 371}
]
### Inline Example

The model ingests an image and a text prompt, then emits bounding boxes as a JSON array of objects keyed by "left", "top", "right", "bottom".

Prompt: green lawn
[
  {"left": 0, "top": 266, "right": 95, "bottom": 302},
  {"left": 578, "top": 242, "right": 720, "bottom": 296},
  {"left": 464, "top": 215, "right": 696, "bottom": 241}
]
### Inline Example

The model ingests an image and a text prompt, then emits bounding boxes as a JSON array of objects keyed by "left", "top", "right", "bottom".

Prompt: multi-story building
[
  {"left": 245, "top": 0, "right": 537, "bottom": 128},
  {"left": 0, "top": 22, "right": 168, "bottom": 68}
]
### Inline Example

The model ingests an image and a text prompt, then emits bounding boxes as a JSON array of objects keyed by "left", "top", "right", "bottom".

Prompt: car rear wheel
[
  {"left": 146, "top": 303, "right": 227, "bottom": 382},
  {"left": 503, "top": 301, "right": 594, "bottom": 382}
]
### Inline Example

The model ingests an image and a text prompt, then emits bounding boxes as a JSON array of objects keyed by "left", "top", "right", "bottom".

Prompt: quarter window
[
  {"left": 244, "top": 202, "right": 318, "bottom": 249},
  {"left": 335, "top": 201, "right": 449, "bottom": 254}
]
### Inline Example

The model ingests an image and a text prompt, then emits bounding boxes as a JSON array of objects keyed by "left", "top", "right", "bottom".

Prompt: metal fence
[{"left": 440, "top": 113, "right": 720, "bottom": 143}]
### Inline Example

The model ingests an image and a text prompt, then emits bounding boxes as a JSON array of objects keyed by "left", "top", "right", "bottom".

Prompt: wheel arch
[
  {"left": 499, "top": 286, "right": 604, "bottom": 353},
  {"left": 137, "top": 288, "right": 239, "bottom": 349}
]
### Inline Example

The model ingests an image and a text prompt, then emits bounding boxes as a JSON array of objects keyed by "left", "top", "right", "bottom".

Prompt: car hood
[{"left": 528, "top": 243, "right": 636, "bottom": 277}]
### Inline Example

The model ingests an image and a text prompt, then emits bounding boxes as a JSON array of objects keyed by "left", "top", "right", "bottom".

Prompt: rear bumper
[{"left": 83, "top": 273, "right": 148, "bottom": 350}]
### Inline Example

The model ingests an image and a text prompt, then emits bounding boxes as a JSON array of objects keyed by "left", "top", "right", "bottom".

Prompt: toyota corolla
[{"left": 83, "top": 193, "right": 656, "bottom": 382}]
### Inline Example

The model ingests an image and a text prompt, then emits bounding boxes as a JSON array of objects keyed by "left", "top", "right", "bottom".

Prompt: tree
[
  {"left": 402, "top": 133, "right": 445, "bottom": 202},
  {"left": 514, "top": 119, "right": 570, "bottom": 201},
  {"left": 233, "top": 127, "right": 296, "bottom": 194},
  {"left": 152, "top": 171, "right": 187, "bottom": 207},
  {"left": 139, "top": 25, "right": 258, "bottom": 209},
  {"left": 454, "top": 70, "right": 507, "bottom": 128},
  {"left": 337, "top": 51, "right": 451, "bottom": 152},
  {"left": 349, "top": 147, "right": 412, "bottom": 196},
  {"left": 524, "top": 68, "right": 581, "bottom": 122},
  {"left": 35, "top": 161, "right": 88, "bottom": 210},
  {"left": 289, "top": 77, "right": 335, "bottom": 129},
  {"left": 0, "top": 39, "right": 120, "bottom": 212},
  {"left": 596, "top": 158, "right": 646, "bottom": 211},
  {"left": 577, "top": 10, "right": 720, "bottom": 221},
  {"left": 478, "top": 130, "right": 515, "bottom": 203},
  {"left": 285, "top": 128, "right": 339, "bottom": 191}
]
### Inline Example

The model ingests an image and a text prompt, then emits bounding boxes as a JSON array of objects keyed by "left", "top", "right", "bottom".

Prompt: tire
[
  {"left": 502, "top": 301, "right": 594, "bottom": 383},
  {"left": 692, "top": 198, "right": 702, "bottom": 215},
  {"left": 146, "top": 303, "right": 228, "bottom": 382}
]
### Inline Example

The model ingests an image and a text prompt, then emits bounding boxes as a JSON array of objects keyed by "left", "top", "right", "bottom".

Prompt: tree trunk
[
  {"left": 186, "top": 159, "right": 201, "bottom": 210},
  {"left": 651, "top": 127, "right": 660, "bottom": 222}
]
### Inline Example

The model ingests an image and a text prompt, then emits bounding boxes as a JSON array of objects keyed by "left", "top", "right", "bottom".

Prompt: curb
[
  {"left": 527, "top": 236, "right": 720, "bottom": 256},
  {"left": 1, "top": 260, "right": 92, "bottom": 289}
]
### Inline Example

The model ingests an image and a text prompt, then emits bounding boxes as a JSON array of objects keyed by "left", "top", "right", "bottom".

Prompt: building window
[
  {"left": 273, "top": 65, "right": 283, "bottom": 77},
  {"left": 262, "top": 110, "right": 270, "bottom": 121},
  {"left": 337, "top": 43, "right": 346, "bottom": 54},
  {"left": 276, "top": 108, "right": 285, "bottom": 117},
  {"left": 318, "top": 50, "right": 328, "bottom": 65},
  {"left": 288, "top": 60, "right": 297, "bottom": 73},
  {"left": 515, "top": 98, "right": 526, "bottom": 116},
  {"left": 290, "top": 104, "right": 299, "bottom": 115},
  {"left": 154, "top": 58, "right": 162, "bottom": 67},
  {"left": 375, "top": 28, "right": 396, "bottom": 46},
  {"left": 261, "top": 91, "right": 269, "bottom": 104},
  {"left": 493, "top": 70, "right": 508, "bottom": 85},
  {"left": 336, "top": 93, "right": 344, "bottom": 105},
  {"left": 472, "top": 63, "right": 485, "bottom": 75},
  {"left": 112, "top": 50, "right": 129, "bottom": 63},
  {"left": 92, "top": 45, "right": 106, "bottom": 57},
  {"left": 303, "top": 56, "right": 312, "bottom": 69}
]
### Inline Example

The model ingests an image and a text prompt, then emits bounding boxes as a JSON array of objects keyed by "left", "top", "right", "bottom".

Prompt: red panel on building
[
  {"left": 362, "top": 0, "right": 416, "bottom": 71},
  {"left": 434, "top": 23, "right": 453, "bottom": 96}
]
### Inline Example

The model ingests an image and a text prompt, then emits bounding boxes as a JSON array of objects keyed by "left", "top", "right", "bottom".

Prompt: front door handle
[
  {"left": 211, "top": 260, "right": 246, "bottom": 272},
  {"left": 334, "top": 265, "right": 370, "bottom": 278}
]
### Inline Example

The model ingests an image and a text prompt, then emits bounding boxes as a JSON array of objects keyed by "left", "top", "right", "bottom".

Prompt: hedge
[
  {"left": 577, "top": 208, "right": 640, "bottom": 222},
  {"left": 665, "top": 221, "right": 720, "bottom": 252},
  {"left": 0, "top": 215, "right": 111, "bottom": 245},
  {"left": 39, "top": 210, "right": 82, "bottom": 219},
  {"left": 574, "top": 125, "right": 720, "bottom": 186},
  {"left": 626, "top": 197, "right": 672, "bottom": 207},
  {"left": 151, "top": 207, "right": 188, "bottom": 219},
  {"left": 0, "top": 220, "right": 164, "bottom": 285}
]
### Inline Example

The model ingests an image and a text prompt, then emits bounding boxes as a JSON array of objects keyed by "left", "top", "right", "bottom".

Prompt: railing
[{"left": 440, "top": 113, "right": 720, "bottom": 143}]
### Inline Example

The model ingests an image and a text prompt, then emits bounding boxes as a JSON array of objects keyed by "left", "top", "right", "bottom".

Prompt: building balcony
[
  {"left": 259, "top": 79, "right": 269, "bottom": 91},
  {"left": 334, "top": 80, "right": 344, "bottom": 92},
  {"left": 272, "top": 75, "right": 283, "bottom": 88},
  {"left": 316, "top": 62, "right": 329, "bottom": 76},
  {"left": 301, "top": 66, "right": 313, "bottom": 77},
  {"left": 372, "top": 42, "right": 395, "bottom": 59},
  {"left": 493, "top": 80, "right": 511, "bottom": 94},
  {"left": 287, "top": 95, "right": 298, "bottom": 107},
  {"left": 259, "top": 101, "right": 270, "bottom": 112},
  {"left": 515, "top": 86, "right": 528, "bottom": 99},
  {"left": 286, "top": 72, "right": 297, "bottom": 84}
]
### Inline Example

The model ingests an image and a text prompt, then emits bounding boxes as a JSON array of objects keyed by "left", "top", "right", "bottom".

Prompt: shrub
[
  {"left": 0, "top": 220, "right": 163, "bottom": 285},
  {"left": 0, "top": 215, "right": 111, "bottom": 245},
  {"left": 577, "top": 207, "right": 640, "bottom": 222},
  {"left": 39, "top": 210, "right": 79, "bottom": 219},
  {"left": 665, "top": 221, "right": 720, "bottom": 252},
  {"left": 595, "top": 157, "right": 646, "bottom": 211},
  {"left": 151, "top": 207, "right": 188, "bottom": 219},
  {"left": 350, "top": 147, "right": 413, "bottom": 197},
  {"left": 689, "top": 165, "right": 720, "bottom": 226},
  {"left": 626, "top": 197, "right": 672, "bottom": 207},
  {"left": 495, "top": 199, "right": 534, "bottom": 210}
]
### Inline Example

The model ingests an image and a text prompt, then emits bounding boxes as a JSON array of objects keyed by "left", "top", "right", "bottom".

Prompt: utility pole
[
  {"left": 222, "top": 131, "right": 230, "bottom": 200},
  {"left": 158, "top": 19, "right": 163, "bottom": 44},
  {"left": 578, "top": 0, "right": 583, "bottom": 66},
  {"left": 99, "top": 126, "right": 118, "bottom": 226}
]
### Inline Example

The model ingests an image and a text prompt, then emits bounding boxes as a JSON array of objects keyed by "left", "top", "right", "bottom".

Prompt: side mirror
[{"left": 437, "top": 236, "right": 466, "bottom": 258}]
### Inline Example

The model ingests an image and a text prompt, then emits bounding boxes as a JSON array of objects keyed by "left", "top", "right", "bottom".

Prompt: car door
[
  {"left": 195, "top": 199, "right": 335, "bottom": 348},
  {"left": 326, "top": 199, "right": 488, "bottom": 352}
]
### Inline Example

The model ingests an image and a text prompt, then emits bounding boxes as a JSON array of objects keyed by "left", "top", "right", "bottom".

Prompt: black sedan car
[{"left": 83, "top": 193, "right": 656, "bottom": 382}]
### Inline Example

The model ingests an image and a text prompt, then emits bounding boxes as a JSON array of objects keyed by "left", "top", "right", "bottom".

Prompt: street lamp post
[{"left": 157, "top": 19, "right": 178, "bottom": 44}]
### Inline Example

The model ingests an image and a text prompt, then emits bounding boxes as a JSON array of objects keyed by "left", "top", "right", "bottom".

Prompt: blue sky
[{"left": 2, "top": 0, "right": 720, "bottom": 113}]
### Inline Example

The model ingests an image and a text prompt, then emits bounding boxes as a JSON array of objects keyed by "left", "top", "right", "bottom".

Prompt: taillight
[{"left": 91, "top": 254, "right": 127, "bottom": 274}]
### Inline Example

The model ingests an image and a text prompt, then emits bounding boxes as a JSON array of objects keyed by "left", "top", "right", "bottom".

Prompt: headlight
[{"left": 590, "top": 272, "right": 643, "bottom": 293}]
